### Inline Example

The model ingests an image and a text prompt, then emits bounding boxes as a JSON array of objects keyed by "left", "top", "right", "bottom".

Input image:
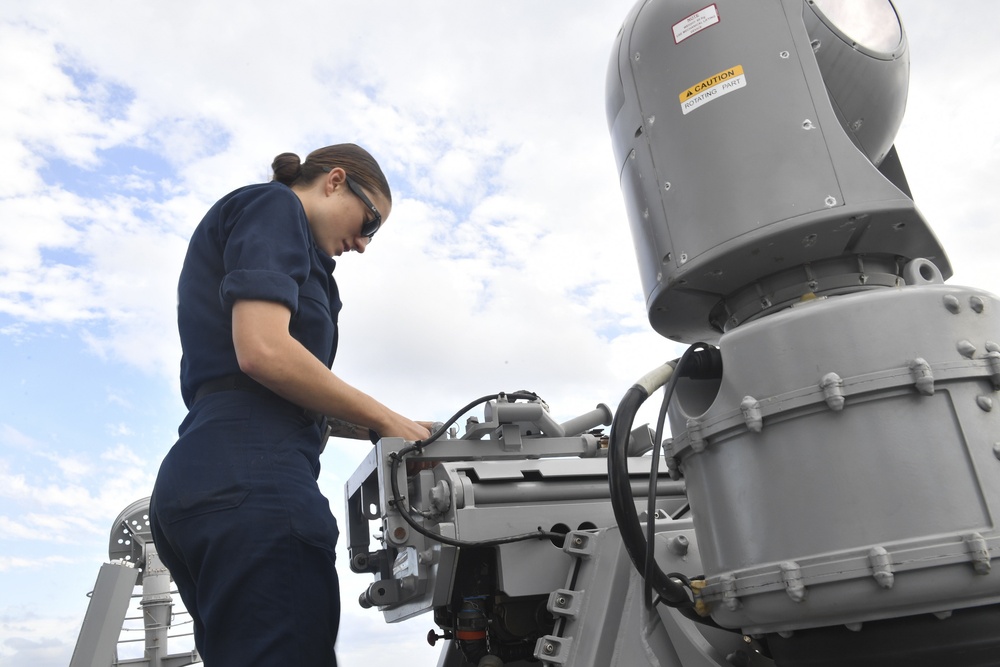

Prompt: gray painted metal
[
  {"left": 346, "top": 399, "right": 687, "bottom": 623},
  {"left": 668, "top": 283, "right": 1000, "bottom": 633},
  {"left": 606, "top": 0, "right": 949, "bottom": 342},
  {"left": 74, "top": 497, "right": 200, "bottom": 667},
  {"left": 70, "top": 563, "right": 139, "bottom": 667}
]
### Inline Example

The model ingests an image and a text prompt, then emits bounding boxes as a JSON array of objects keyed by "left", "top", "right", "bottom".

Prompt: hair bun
[{"left": 271, "top": 152, "right": 303, "bottom": 185}]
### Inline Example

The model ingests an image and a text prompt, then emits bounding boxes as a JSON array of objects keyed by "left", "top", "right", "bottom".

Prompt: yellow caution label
[{"left": 679, "top": 65, "right": 747, "bottom": 115}]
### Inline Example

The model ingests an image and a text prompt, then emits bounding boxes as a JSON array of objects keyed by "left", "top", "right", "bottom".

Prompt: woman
[{"left": 149, "top": 144, "right": 429, "bottom": 667}]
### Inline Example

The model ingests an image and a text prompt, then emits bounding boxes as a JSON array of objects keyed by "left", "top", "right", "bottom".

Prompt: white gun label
[{"left": 673, "top": 4, "right": 721, "bottom": 44}]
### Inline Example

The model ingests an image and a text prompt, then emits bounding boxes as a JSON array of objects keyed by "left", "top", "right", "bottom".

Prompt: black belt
[{"left": 193, "top": 373, "right": 326, "bottom": 427}]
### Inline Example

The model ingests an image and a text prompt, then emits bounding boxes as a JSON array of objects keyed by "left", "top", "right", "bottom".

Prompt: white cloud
[
  {"left": 0, "top": 425, "right": 40, "bottom": 451},
  {"left": 0, "top": 555, "right": 75, "bottom": 573},
  {"left": 106, "top": 423, "right": 134, "bottom": 438}
]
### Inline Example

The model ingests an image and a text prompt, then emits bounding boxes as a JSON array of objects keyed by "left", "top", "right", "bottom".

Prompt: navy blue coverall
[{"left": 149, "top": 181, "right": 343, "bottom": 666}]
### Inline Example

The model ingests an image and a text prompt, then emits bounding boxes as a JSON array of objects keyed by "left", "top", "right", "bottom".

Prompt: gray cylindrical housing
[
  {"left": 606, "top": 0, "right": 950, "bottom": 342},
  {"left": 667, "top": 285, "right": 1000, "bottom": 633}
]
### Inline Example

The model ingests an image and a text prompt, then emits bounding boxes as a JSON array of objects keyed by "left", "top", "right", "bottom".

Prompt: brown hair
[{"left": 271, "top": 143, "right": 392, "bottom": 204}]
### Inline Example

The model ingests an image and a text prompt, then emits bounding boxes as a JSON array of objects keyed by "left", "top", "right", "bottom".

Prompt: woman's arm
[{"left": 231, "top": 298, "right": 430, "bottom": 441}]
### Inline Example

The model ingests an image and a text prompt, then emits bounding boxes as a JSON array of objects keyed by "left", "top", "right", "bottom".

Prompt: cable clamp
[
  {"left": 909, "top": 358, "right": 935, "bottom": 396},
  {"left": 740, "top": 396, "right": 763, "bottom": 433},
  {"left": 686, "top": 419, "right": 706, "bottom": 453},
  {"left": 965, "top": 532, "right": 992, "bottom": 575},
  {"left": 780, "top": 561, "right": 807, "bottom": 602},
  {"left": 868, "top": 546, "right": 895, "bottom": 589},
  {"left": 819, "top": 372, "right": 845, "bottom": 411}
]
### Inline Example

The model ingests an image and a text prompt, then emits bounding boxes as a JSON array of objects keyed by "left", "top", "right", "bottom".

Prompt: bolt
[
  {"left": 555, "top": 596, "right": 567, "bottom": 607},
  {"left": 543, "top": 643, "right": 555, "bottom": 655},
  {"left": 668, "top": 534, "right": 690, "bottom": 556},
  {"left": 573, "top": 537, "right": 584, "bottom": 547}
]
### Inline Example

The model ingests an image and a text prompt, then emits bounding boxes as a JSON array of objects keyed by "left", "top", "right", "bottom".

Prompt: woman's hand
[{"left": 377, "top": 415, "right": 431, "bottom": 441}]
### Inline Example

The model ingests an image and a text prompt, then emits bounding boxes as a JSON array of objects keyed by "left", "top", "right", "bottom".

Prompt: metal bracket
[
  {"left": 535, "top": 635, "right": 573, "bottom": 665},
  {"left": 547, "top": 589, "right": 584, "bottom": 619}
]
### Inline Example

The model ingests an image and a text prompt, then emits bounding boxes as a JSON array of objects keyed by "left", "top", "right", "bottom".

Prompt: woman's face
[{"left": 302, "top": 168, "right": 391, "bottom": 258}]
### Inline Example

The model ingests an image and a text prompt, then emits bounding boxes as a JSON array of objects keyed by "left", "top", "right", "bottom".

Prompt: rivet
[
  {"left": 977, "top": 396, "right": 994, "bottom": 412},
  {"left": 993, "top": 443, "right": 1000, "bottom": 460},
  {"left": 971, "top": 296, "right": 986, "bottom": 313},
  {"left": 393, "top": 526, "right": 407, "bottom": 541},
  {"left": 944, "top": 295, "right": 961, "bottom": 313}
]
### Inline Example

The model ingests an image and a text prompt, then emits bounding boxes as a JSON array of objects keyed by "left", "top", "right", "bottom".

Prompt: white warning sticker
[
  {"left": 680, "top": 65, "right": 746, "bottom": 115},
  {"left": 673, "top": 4, "right": 721, "bottom": 44}
]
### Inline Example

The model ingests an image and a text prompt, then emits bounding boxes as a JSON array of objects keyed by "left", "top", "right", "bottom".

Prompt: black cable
[
  {"left": 644, "top": 343, "right": 710, "bottom": 607},
  {"left": 389, "top": 448, "right": 561, "bottom": 547},
  {"left": 608, "top": 386, "right": 691, "bottom": 606},
  {"left": 388, "top": 391, "right": 563, "bottom": 548},
  {"left": 414, "top": 390, "right": 541, "bottom": 449},
  {"left": 609, "top": 344, "right": 719, "bottom": 608},
  {"left": 670, "top": 503, "right": 690, "bottom": 520}
]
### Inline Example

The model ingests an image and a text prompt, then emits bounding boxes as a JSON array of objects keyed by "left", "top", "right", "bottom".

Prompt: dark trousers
[{"left": 149, "top": 391, "right": 340, "bottom": 666}]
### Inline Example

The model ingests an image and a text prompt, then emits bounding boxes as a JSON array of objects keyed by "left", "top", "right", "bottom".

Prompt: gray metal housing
[{"left": 606, "top": 0, "right": 950, "bottom": 342}]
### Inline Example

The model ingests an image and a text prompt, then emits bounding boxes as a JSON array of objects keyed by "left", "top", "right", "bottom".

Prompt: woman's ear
[{"left": 324, "top": 166, "right": 347, "bottom": 195}]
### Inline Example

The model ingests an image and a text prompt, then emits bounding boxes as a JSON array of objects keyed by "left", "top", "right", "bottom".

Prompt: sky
[{"left": 1, "top": 1, "right": 999, "bottom": 666}]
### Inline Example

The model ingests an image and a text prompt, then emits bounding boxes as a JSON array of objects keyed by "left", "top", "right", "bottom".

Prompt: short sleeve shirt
[{"left": 177, "top": 182, "right": 342, "bottom": 407}]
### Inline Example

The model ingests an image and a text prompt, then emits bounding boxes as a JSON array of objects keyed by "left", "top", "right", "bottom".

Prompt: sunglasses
[{"left": 321, "top": 167, "right": 383, "bottom": 240}]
